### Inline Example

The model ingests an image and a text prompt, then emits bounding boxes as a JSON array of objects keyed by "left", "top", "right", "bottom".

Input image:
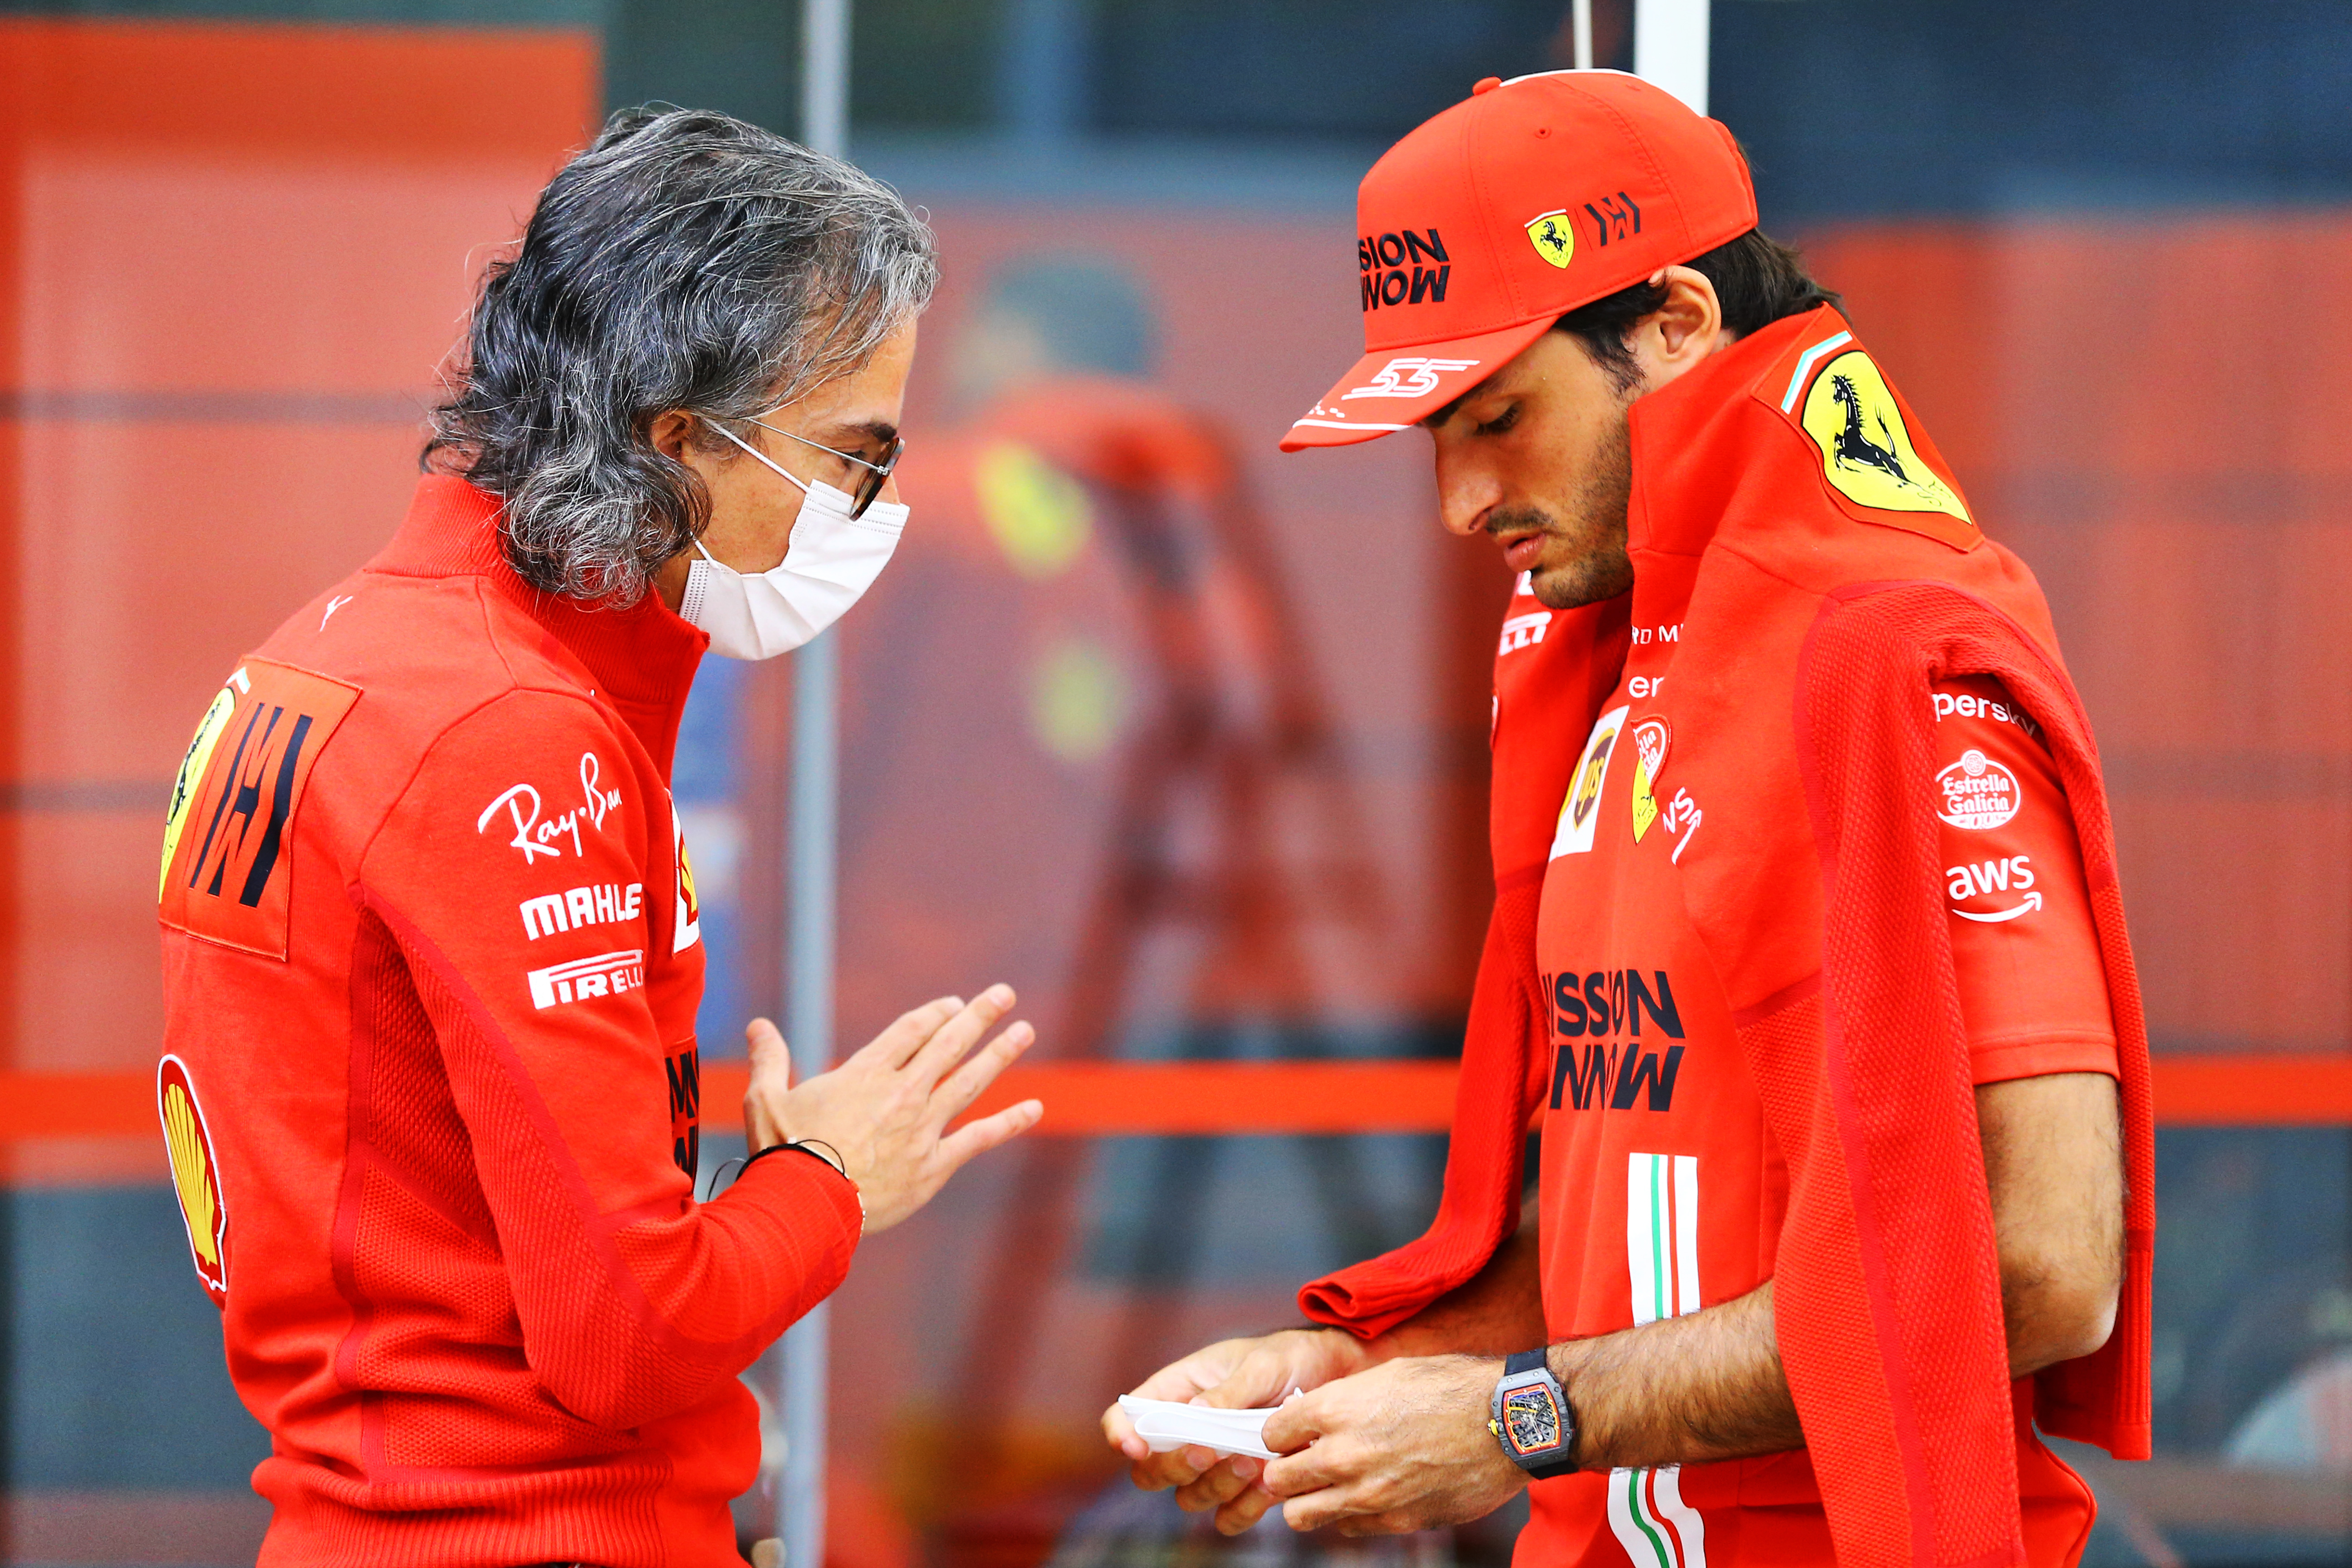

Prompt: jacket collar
[
  {"left": 1624, "top": 305, "right": 1846, "bottom": 563},
  {"left": 374, "top": 475, "right": 709, "bottom": 775}
]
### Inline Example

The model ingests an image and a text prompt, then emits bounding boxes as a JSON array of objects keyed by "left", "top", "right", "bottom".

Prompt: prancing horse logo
[
  {"left": 1524, "top": 209, "right": 1576, "bottom": 269},
  {"left": 1797, "top": 349, "right": 1971, "bottom": 523},
  {"left": 1827, "top": 373, "right": 1921, "bottom": 489}
]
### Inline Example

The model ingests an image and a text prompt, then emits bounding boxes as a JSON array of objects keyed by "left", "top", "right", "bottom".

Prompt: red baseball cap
[{"left": 1280, "top": 70, "right": 1758, "bottom": 451}]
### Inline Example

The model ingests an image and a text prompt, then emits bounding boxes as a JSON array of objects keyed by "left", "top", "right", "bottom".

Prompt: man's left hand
[{"left": 1259, "top": 1354, "right": 1528, "bottom": 1536}]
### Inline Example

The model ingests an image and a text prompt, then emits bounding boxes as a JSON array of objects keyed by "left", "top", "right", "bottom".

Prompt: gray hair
[{"left": 424, "top": 106, "right": 937, "bottom": 601}]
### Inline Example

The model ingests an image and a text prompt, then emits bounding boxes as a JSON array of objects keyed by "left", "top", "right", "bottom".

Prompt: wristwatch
[{"left": 1489, "top": 1349, "right": 1579, "bottom": 1479}]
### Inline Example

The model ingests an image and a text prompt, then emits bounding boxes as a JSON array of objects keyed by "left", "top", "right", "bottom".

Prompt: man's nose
[{"left": 1433, "top": 453, "right": 1500, "bottom": 539}]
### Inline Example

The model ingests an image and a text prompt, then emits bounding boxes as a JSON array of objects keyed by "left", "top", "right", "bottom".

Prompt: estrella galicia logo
[
  {"left": 1544, "top": 967, "right": 1686, "bottom": 1112},
  {"left": 1359, "top": 227, "right": 1450, "bottom": 312}
]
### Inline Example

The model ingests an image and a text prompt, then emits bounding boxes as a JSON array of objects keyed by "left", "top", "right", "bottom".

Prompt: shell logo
[
  {"left": 157, "top": 1055, "right": 229, "bottom": 1305},
  {"left": 670, "top": 798, "right": 702, "bottom": 955}
]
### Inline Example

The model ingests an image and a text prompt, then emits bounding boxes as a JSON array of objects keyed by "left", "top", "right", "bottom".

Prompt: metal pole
[
  {"left": 1572, "top": 0, "right": 1593, "bottom": 71},
  {"left": 777, "top": 633, "right": 837, "bottom": 1568},
  {"left": 1633, "top": 0, "right": 1710, "bottom": 116},
  {"left": 802, "top": 0, "right": 850, "bottom": 159},
  {"left": 777, "top": 12, "right": 850, "bottom": 1568}
]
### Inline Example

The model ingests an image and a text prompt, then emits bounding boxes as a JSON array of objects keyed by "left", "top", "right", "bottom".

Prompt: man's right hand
[
  {"left": 741, "top": 986, "right": 1042, "bottom": 1235},
  {"left": 1102, "top": 1328, "right": 1379, "bottom": 1533}
]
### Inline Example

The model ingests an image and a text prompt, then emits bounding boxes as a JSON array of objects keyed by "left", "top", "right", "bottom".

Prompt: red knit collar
[
  {"left": 1624, "top": 305, "right": 1846, "bottom": 562},
  {"left": 376, "top": 475, "right": 709, "bottom": 773}
]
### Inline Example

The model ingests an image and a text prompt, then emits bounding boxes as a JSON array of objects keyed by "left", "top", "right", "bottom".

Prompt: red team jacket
[
  {"left": 156, "top": 477, "right": 861, "bottom": 1567},
  {"left": 1303, "top": 310, "right": 2155, "bottom": 1568}
]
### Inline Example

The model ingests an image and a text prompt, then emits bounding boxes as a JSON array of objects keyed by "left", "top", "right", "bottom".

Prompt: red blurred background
[{"left": 1, "top": 9, "right": 2347, "bottom": 1566}]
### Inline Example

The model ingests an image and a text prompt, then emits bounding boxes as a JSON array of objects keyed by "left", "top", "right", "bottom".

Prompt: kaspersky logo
[{"left": 1359, "top": 227, "right": 1451, "bottom": 311}]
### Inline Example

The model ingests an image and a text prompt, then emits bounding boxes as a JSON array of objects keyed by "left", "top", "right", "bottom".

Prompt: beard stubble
[{"left": 1497, "top": 402, "right": 1637, "bottom": 612}]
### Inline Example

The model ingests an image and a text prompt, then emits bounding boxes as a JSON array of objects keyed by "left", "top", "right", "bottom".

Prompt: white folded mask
[{"left": 678, "top": 421, "right": 907, "bottom": 660}]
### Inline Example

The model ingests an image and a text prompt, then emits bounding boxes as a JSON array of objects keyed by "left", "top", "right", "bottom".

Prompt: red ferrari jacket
[
  {"left": 155, "top": 476, "right": 861, "bottom": 1567},
  {"left": 1301, "top": 309, "right": 2154, "bottom": 1568}
]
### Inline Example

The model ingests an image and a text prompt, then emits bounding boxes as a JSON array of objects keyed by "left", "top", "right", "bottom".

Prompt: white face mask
[{"left": 677, "top": 421, "right": 909, "bottom": 660}]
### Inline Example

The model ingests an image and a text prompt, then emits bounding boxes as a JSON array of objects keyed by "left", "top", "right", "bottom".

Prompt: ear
[
  {"left": 648, "top": 409, "right": 696, "bottom": 463},
  {"left": 1633, "top": 266, "right": 1725, "bottom": 384}
]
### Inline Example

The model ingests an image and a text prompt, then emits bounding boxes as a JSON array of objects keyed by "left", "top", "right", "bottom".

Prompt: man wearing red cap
[{"left": 1104, "top": 72, "right": 2153, "bottom": 1568}]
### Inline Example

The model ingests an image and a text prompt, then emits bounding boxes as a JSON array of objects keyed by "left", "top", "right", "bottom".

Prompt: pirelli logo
[{"left": 526, "top": 948, "right": 645, "bottom": 1010}]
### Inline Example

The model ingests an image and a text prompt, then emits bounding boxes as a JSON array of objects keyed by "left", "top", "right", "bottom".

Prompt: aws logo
[
  {"left": 159, "top": 660, "right": 361, "bottom": 960},
  {"left": 157, "top": 1055, "right": 229, "bottom": 1305},
  {"left": 1359, "top": 227, "right": 1451, "bottom": 311},
  {"left": 1544, "top": 968, "right": 1687, "bottom": 1112},
  {"left": 1949, "top": 854, "right": 2042, "bottom": 924}
]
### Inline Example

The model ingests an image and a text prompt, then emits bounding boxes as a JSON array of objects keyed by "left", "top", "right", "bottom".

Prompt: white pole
[
  {"left": 1633, "top": 0, "right": 1710, "bottom": 116},
  {"left": 1572, "top": 0, "right": 1593, "bottom": 71},
  {"left": 778, "top": 15, "right": 849, "bottom": 1568},
  {"left": 777, "top": 629, "right": 837, "bottom": 1568},
  {"left": 803, "top": 0, "right": 850, "bottom": 159}
]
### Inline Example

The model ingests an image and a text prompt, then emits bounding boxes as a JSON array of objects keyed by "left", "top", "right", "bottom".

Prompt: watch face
[{"left": 1501, "top": 1382, "right": 1563, "bottom": 1456}]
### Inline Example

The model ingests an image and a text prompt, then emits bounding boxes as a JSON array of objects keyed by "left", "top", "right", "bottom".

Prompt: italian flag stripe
[{"left": 1608, "top": 1153, "right": 1707, "bottom": 1568}]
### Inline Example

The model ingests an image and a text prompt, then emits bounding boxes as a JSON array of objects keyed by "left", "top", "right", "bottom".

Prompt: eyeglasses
[{"left": 746, "top": 416, "right": 905, "bottom": 520}]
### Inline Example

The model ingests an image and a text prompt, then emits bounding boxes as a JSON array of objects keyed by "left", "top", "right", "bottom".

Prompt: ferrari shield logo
[
  {"left": 1798, "top": 350, "right": 1970, "bottom": 523},
  {"left": 1525, "top": 210, "right": 1576, "bottom": 269},
  {"left": 160, "top": 683, "right": 238, "bottom": 901}
]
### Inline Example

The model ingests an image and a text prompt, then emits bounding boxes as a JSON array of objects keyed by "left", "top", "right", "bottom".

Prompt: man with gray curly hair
[{"left": 154, "top": 108, "right": 1039, "bottom": 1566}]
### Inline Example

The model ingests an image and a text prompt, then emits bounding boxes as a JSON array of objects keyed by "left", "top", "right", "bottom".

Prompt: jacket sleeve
[{"left": 357, "top": 688, "right": 860, "bottom": 1431}]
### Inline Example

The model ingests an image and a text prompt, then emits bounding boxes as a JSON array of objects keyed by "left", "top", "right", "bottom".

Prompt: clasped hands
[{"left": 1100, "top": 1328, "right": 1529, "bottom": 1537}]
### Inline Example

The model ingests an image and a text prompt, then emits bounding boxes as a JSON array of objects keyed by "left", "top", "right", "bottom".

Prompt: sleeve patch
[
  {"left": 1754, "top": 324, "right": 1979, "bottom": 552},
  {"left": 160, "top": 659, "right": 362, "bottom": 958}
]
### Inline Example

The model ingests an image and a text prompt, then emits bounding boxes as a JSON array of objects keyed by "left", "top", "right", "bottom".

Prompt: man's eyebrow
[{"left": 820, "top": 417, "right": 898, "bottom": 448}]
